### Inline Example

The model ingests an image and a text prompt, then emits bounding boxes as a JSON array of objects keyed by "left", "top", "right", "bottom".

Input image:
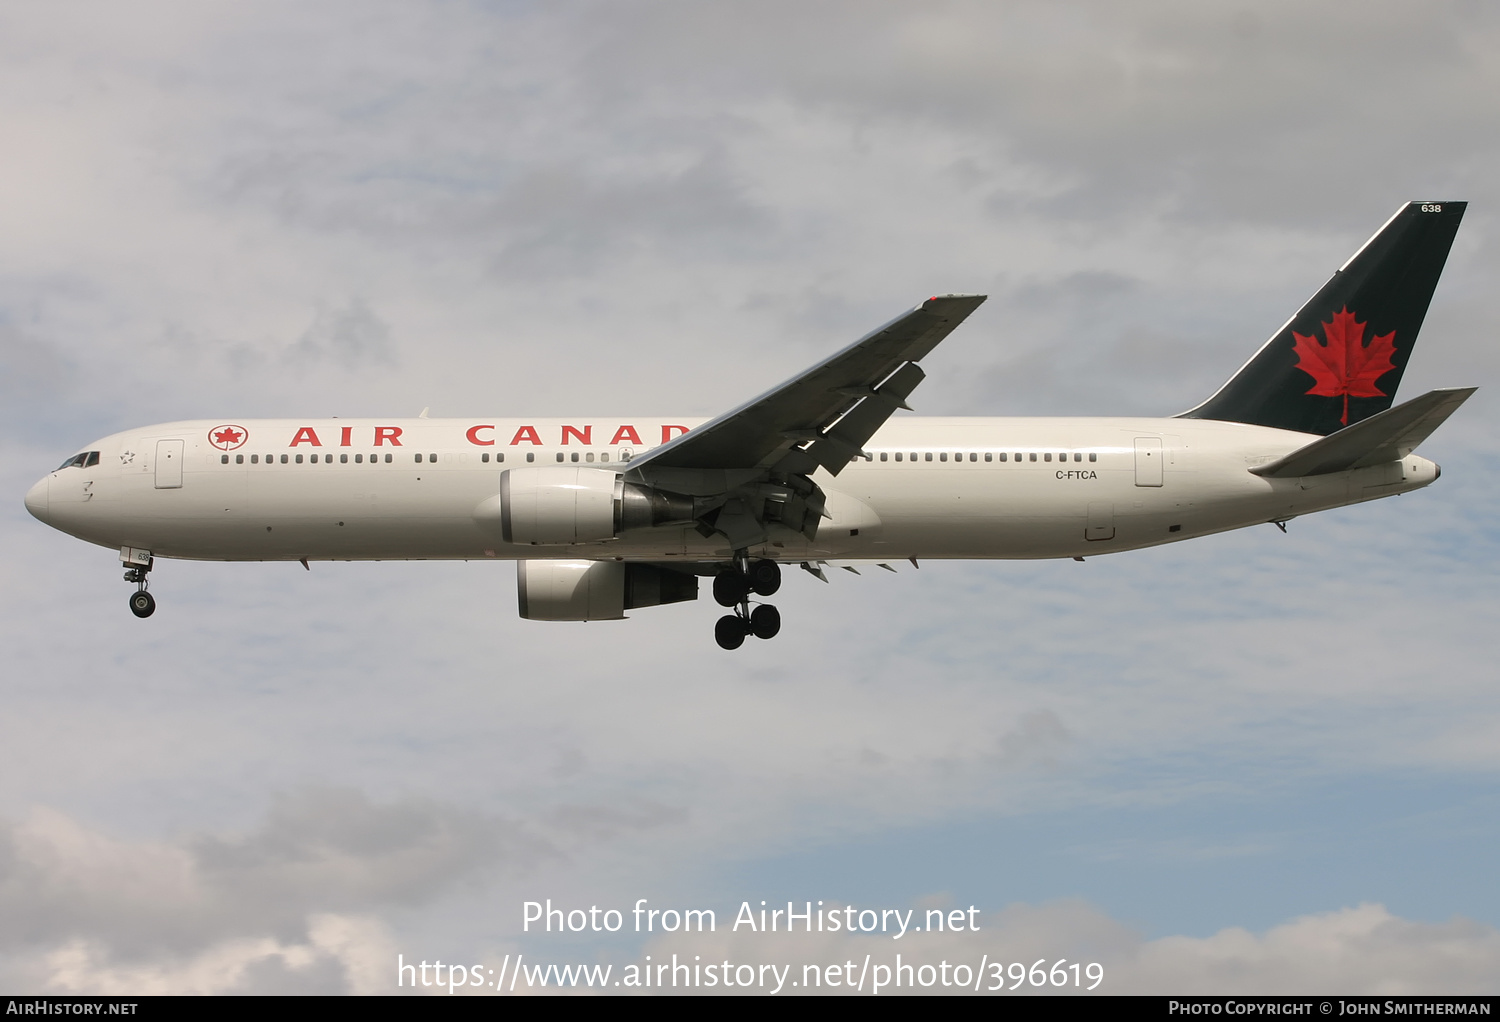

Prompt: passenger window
[
  {"left": 1044, "top": 453, "right": 1052, "bottom": 462},
  {"left": 571, "top": 453, "right": 579, "bottom": 463},
  {"left": 621, "top": 451, "right": 631, "bottom": 462},
  {"left": 499, "top": 453, "right": 506, "bottom": 463},
  {"left": 586, "top": 452, "right": 595, "bottom": 462},
  {"left": 341, "top": 454, "right": 348, "bottom": 464},
  {"left": 1029, "top": 453, "right": 1037, "bottom": 462},
  {"left": 1089, "top": 452, "right": 1097, "bottom": 462},
  {"left": 939, "top": 452, "right": 947, "bottom": 462},
  {"left": 527, "top": 452, "right": 535, "bottom": 463},
  {"left": 997, "top": 453, "right": 1006, "bottom": 462},
  {"left": 429, "top": 454, "right": 437, "bottom": 463},
  {"left": 481, "top": 452, "right": 489, "bottom": 463},
  {"left": 599, "top": 453, "right": 607, "bottom": 462},
  {"left": 251, "top": 455, "right": 259, "bottom": 464},
  {"left": 295, "top": 454, "right": 303, "bottom": 464},
  {"left": 924, "top": 452, "right": 932, "bottom": 462},
  {"left": 355, "top": 454, "right": 363, "bottom": 463},
  {"left": 880, "top": 452, "right": 888, "bottom": 462},
  {"left": 556, "top": 452, "right": 565, "bottom": 463},
  {"left": 236, "top": 454, "right": 244, "bottom": 464},
  {"left": 221, "top": 454, "right": 229, "bottom": 464},
  {"left": 970, "top": 453, "right": 977, "bottom": 462},
  {"left": 414, "top": 453, "right": 422, "bottom": 463},
  {"left": 1073, "top": 453, "right": 1082, "bottom": 462},
  {"left": 385, "top": 453, "right": 392, "bottom": 463},
  {"left": 894, "top": 453, "right": 902, "bottom": 462}
]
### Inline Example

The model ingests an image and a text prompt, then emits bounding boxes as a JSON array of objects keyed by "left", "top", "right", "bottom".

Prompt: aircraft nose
[{"left": 24, "top": 476, "right": 49, "bottom": 524}]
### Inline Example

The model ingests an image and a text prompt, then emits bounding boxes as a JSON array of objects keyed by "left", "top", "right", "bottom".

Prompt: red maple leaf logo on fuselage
[
  {"left": 1291, "top": 307, "right": 1397, "bottom": 426},
  {"left": 208, "top": 425, "right": 248, "bottom": 450}
]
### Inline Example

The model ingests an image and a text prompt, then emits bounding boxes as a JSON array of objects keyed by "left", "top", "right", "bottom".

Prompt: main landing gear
[
  {"left": 124, "top": 554, "right": 156, "bottom": 618},
  {"left": 712, "top": 556, "right": 782, "bottom": 650}
]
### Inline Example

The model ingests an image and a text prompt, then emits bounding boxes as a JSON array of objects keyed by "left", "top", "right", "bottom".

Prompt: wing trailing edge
[{"left": 626, "top": 294, "right": 986, "bottom": 475}]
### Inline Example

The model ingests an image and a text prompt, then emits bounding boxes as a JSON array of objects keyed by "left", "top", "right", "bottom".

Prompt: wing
[{"left": 626, "top": 294, "right": 986, "bottom": 477}]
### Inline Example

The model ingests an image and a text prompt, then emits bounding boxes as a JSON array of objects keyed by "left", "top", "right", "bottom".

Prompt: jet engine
[
  {"left": 496, "top": 467, "right": 694, "bottom": 545},
  {"left": 517, "top": 560, "right": 699, "bottom": 621}
]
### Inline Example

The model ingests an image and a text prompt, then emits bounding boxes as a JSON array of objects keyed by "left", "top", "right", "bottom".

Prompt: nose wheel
[
  {"left": 712, "top": 557, "right": 782, "bottom": 649},
  {"left": 123, "top": 554, "right": 156, "bottom": 618}
]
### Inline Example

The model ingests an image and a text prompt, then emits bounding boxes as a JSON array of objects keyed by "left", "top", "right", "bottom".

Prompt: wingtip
[{"left": 922, "top": 293, "right": 987, "bottom": 309}]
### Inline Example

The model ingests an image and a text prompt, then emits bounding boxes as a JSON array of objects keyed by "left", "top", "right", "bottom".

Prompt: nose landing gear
[
  {"left": 122, "top": 548, "right": 156, "bottom": 618},
  {"left": 128, "top": 588, "right": 156, "bottom": 618},
  {"left": 712, "top": 556, "right": 782, "bottom": 649}
]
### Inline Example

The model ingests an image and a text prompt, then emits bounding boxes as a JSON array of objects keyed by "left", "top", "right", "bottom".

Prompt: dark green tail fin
[{"left": 1180, "top": 202, "right": 1465, "bottom": 436}]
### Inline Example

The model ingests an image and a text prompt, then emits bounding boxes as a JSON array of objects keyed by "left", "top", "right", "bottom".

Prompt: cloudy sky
[{"left": 3, "top": 0, "right": 1498, "bottom": 995}]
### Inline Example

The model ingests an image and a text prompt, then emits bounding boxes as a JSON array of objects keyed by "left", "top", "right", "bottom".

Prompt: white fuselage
[{"left": 26, "top": 416, "right": 1439, "bottom": 565}]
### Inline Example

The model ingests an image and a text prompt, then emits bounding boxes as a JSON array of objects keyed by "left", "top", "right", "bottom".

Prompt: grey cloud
[
  {"left": 288, "top": 299, "right": 396, "bottom": 367},
  {"left": 0, "top": 325, "right": 75, "bottom": 403},
  {"left": 548, "top": 799, "right": 689, "bottom": 844},
  {"left": 0, "top": 790, "right": 549, "bottom": 958},
  {"left": 994, "top": 710, "right": 1071, "bottom": 768},
  {"left": 192, "top": 787, "right": 546, "bottom": 913},
  {"left": 484, "top": 153, "right": 771, "bottom": 280},
  {"left": 229, "top": 953, "right": 349, "bottom": 995},
  {"left": 575, "top": 1, "right": 1500, "bottom": 226}
]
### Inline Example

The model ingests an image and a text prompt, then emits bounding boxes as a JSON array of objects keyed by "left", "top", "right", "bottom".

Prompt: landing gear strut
[
  {"left": 124, "top": 554, "right": 156, "bottom": 618},
  {"left": 713, "top": 556, "right": 782, "bottom": 649}
]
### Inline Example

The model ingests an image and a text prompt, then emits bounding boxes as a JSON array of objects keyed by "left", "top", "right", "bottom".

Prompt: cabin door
[
  {"left": 1133, "top": 437, "right": 1163, "bottom": 487},
  {"left": 154, "top": 439, "right": 184, "bottom": 489}
]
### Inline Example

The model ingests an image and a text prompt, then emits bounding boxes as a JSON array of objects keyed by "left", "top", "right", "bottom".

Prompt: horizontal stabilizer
[{"left": 1250, "top": 387, "right": 1476, "bottom": 478}]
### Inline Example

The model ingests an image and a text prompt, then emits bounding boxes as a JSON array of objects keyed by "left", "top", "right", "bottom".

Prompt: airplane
[{"left": 24, "top": 201, "right": 1474, "bottom": 649}]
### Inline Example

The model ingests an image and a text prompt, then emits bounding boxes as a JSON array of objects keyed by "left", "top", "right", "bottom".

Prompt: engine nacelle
[
  {"left": 501, "top": 467, "right": 620, "bottom": 545},
  {"left": 517, "top": 560, "right": 699, "bottom": 621},
  {"left": 495, "top": 467, "right": 697, "bottom": 546}
]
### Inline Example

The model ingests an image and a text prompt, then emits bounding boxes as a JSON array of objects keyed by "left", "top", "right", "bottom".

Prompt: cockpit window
[{"left": 55, "top": 451, "right": 99, "bottom": 471}]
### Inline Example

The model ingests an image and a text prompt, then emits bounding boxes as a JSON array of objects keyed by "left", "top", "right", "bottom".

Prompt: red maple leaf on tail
[{"left": 1291, "top": 307, "right": 1397, "bottom": 425}]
